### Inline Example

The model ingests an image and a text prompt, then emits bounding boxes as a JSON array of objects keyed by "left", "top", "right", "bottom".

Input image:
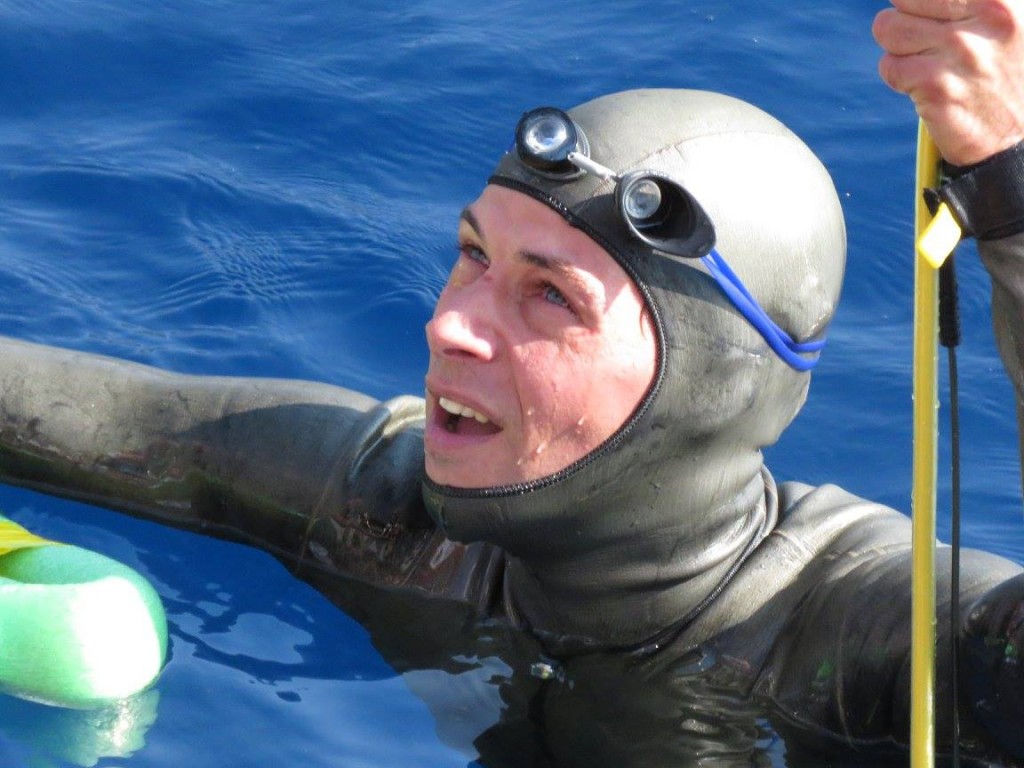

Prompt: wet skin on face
[{"left": 424, "top": 185, "right": 658, "bottom": 489}]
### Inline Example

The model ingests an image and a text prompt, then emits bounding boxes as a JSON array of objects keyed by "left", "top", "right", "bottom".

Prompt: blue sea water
[{"left": 0, "top": 1, "right": 1021, "bottom": 766}]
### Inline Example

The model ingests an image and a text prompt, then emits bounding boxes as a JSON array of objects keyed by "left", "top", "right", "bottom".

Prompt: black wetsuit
[{"left": 2, "top": 234, "right": 1024, "bottom": 766}]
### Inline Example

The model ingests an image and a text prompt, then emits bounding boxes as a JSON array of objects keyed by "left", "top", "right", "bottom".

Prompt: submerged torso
[{"left": 295, "top": 444, "right": 1021, "bottom": 765}]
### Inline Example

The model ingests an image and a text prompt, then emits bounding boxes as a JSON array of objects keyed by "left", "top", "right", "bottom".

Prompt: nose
[{"left": 425, "top": 284, "right": 498, "bottom": 361}]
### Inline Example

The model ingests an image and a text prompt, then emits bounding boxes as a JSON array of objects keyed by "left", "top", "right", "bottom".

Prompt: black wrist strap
[{"left": 924, "top": 140, "right": 1024, "bottom": 241}]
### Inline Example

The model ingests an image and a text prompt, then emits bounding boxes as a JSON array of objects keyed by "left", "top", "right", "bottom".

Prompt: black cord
[
  {"left": 947, "top": 342, "right": 962, "bottom": 768},
  {"left": 939, "top": 255, "right": 962, "bottom": 768}
]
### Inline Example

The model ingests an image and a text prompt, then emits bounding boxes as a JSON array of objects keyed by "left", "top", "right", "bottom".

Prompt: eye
[
  {"left": 539, "top": 283, "right": 582, "bottom": 322},
  {"left": 542, "top": 283, "right": 570, "bottom": 309},
  {"left": 459, "top": 242, "right": 489, "bottom": 268}
]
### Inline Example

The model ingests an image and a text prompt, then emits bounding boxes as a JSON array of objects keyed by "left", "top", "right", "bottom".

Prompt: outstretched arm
[
  {"left": 871, "top": 0, "right": 1024, "bottom": 758},
  {"left": 0, "top": 335, "right": 435, "bottom": 580},
  {"left": 875, "top": 0, "right": 1024, "bottom": 401},
  {"left": 876, "top": 0, "right": 1024, "bottom": 493}
]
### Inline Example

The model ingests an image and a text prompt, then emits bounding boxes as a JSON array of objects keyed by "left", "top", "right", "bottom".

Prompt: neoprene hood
[{"left": 423, "top": 88, "right": 847, "bottom": 652}]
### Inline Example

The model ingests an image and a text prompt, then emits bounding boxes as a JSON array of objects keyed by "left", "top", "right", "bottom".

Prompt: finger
[
  {"left": 877, "top": 50, "right": 948, "bottom": 99},
  {"left": 877, "top": 51, "right": 916, "bottom": 94},
  {"left": 888, "top": 0, "right": 973, "bottom": 22},
  {"left": 873, "top": 7, "right": 948, "bottom": 56}
]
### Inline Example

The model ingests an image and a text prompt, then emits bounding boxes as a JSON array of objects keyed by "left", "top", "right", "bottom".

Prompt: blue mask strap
[{"left": 700, "top": 248, "right": 825, "bottom": 372}]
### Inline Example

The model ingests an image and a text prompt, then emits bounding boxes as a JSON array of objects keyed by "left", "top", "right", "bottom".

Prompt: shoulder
[
  {"left": 772, "top": 480, "right": 913, "bottom": 559},
  {"left": 678, "top": 481, "right": 909, "bottom": 657}
]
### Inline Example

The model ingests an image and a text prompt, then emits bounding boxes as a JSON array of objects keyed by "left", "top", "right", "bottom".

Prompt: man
[{"left": 2, "top": 1, "right": 1024, "bottom": 764}]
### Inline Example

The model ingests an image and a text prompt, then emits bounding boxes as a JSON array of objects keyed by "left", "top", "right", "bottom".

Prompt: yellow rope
[{"left": 911, "top": 122, "right": 961, "bottom": 768}]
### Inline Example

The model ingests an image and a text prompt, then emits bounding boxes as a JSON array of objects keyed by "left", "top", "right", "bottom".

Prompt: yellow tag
[
  {"left": 916, "top": 202, "right": 962, "bottom": 269},
  {"left": 0, "top": 516, "right": 56, "bottom": 557}
]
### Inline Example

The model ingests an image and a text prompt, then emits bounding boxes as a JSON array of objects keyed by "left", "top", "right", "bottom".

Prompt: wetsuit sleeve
[
  {"left": 980, "top": 234, "right": 1024, "bottom": 496},
  {"left": 0, "top": 335, "right": 499, "bottom": 606},
  {"left": 958, "top": 188, "right": 1024, "bottom": 760},
  {"left": 752, "top": 486, "right": 1024, "bottom": 762},
  {"left": 759, "top": 546, "right": 1024, "bottom": 760}
]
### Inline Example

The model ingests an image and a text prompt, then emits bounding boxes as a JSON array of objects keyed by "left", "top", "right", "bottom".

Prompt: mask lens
[
  {"left": 616, "top": 171, "right": 716, "bottom": 259},
  {"left": 525, "top": 115, "right": 570, "bottom": 154},
  {"left": 515, "top": 107, "right": 581, "bottom": 174},
  {"left": 621, "top": 177, "right": 665, "bottom": 226}
]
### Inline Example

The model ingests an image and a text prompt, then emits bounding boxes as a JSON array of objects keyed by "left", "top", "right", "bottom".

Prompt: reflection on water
[{"left": 0, "top": 692, "right": 159, "bottom": 768}]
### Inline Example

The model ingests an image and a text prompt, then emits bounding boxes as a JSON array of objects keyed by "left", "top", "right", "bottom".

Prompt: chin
[
  {"left": 425, "top": 463, "right": 484, "bottom": 490},
  {"left": 424, "top": 459, "right": 518, "bottom": 490}
]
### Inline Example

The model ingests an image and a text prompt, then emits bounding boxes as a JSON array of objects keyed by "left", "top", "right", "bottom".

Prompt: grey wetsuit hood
[{"left": 423, "top": 89, "right": 846, "bottom": 653}]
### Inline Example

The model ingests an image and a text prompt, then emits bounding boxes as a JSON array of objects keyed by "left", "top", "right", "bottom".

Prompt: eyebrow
[
  {"left": 459, "top": 206, "right": 590, "bottom": 281},
  {"left": 459, "top": 206, "right": 482, "bottom": 235},
  {"left": 460, "top": 204, "right": 602, "bottom": 313}
]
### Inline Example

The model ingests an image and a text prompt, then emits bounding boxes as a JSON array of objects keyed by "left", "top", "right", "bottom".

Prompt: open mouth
[{"left": 438, "top": 396, "right": 502, "bottom": 437}]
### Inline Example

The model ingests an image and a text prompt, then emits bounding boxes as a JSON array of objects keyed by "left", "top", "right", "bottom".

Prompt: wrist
[{"left": 925, "top": 140, "right": 1024, "bottom": 241}]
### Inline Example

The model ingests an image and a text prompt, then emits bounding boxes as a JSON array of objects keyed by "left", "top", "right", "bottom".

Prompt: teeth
[{"left": 438, "top": 396, "right": 490, "bottom": 424}]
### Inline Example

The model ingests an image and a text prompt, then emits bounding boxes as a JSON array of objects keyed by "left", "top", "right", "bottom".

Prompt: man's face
[{"left": 424, "top": 185, "right": 657, "bottom": 489}]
